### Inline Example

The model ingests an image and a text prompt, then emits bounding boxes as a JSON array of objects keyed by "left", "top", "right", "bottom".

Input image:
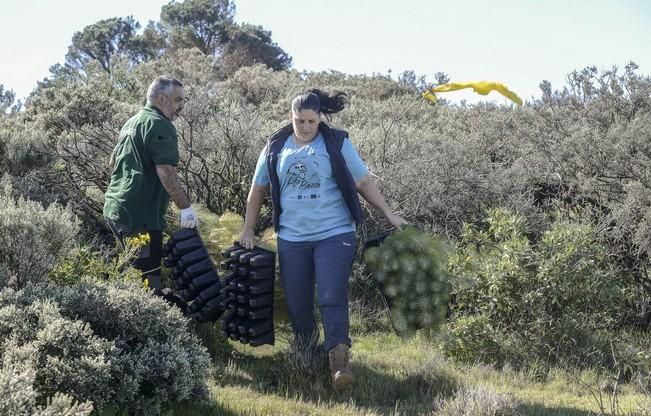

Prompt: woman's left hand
[{"left": 386, "top": 212, "right": 408, "bottom": 229}]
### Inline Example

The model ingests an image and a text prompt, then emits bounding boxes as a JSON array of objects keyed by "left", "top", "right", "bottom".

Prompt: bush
[
  {"left": 0, "top": 116, "right": 50, "bottom": 177},
  {"left": 440, "top": 315, "right": 508, "bottom": 366},
  {"left": 0, "top": 175, "right": 79, "bottom": 289},
  {"left": 436, "top": 385, "right": 522, "bottom": 416},
  {"left": 0, "top": 364, "right": 93, "bottom": 416},
  {"left": 0, "top": 299, "right": 116, "bottom": 406},
  {"left": 445, "top": 208, "right": 635, "bottom": 367},
  {"left": 448, "top": 209, "right": 533, "bottom": 326},
  {"left": 48, "top": 243, "right": 144, "bottom": 286},
  {"left": 535, "top": 210, "right": 632, "bottom": 328},
  {"left": 0, "top": 280, "right": 211, "bottom": 414}
]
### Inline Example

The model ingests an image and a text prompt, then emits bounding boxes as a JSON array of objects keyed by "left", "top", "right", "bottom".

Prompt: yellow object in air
[{"left": 422, "top": 81, "right": 523, "bottom": 106}]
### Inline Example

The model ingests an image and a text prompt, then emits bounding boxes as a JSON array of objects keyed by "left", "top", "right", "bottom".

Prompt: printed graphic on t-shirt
[{"left": 285, "top": 157, "right": 320, "bottom": 200}]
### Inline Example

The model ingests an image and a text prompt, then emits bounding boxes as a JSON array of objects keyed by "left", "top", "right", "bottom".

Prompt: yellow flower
[{"left": 126, "top": 232, "right": 150, "bottom": 249}]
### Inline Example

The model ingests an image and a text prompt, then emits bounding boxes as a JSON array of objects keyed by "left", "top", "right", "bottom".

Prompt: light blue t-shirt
[{"left": 253, "top": 133, "right": 369, "bottom": 242}]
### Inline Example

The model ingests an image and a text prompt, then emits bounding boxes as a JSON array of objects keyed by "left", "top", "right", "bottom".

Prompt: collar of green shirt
[{"left": 145, "top": 104, "right": 169, "bottom": 120}]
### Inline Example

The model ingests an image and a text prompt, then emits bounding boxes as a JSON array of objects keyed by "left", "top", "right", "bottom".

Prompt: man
[{"left": 103, "top": 75, "right": 198, "bottom": 290}]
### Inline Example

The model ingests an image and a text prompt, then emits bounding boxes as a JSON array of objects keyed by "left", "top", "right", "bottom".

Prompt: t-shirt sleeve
[
  {"left": 252, "top": 146, "right": 270, "bottom": 186},
  {"left": 147, "top": 126, "right": 180, "bottom": 166},
  {"left": 341, "top": 138, "right": 369, "bottom": 181}
]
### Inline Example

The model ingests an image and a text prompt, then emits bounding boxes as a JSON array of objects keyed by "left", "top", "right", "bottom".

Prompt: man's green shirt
[{"left": 103, "top": 105, "right": 180, "bottom": 233}]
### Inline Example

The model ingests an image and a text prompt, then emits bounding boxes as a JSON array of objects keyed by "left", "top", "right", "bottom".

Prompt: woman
[{"left": 240, "top": 89, "right": 406, "bottom": 390}]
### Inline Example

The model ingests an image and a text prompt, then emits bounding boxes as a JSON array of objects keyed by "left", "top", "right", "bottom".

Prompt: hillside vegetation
[{"left": 1, "top": 0, "right": 650, "bottom": 414}]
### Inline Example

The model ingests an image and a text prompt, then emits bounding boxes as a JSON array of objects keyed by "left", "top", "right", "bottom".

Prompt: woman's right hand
[{"left": 240, "top": 228, "right": 256, "bottom": 249}]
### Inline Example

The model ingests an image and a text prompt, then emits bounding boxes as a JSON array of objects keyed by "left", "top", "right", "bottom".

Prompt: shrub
[
  {"left": 614, "top": 343, "right": 651, "bottom": 392},
  {"left": 436, "top": 385, "right": 523, "bottom": 416},
  {"left": 534, "top": 210, "right": 632, "bottom": 329},
  {"left": 48, "top": 243, "right": 142, "bottom": 286},
  {"left": 446, "top": 208, "right": 634, "bottom": 367},
  {"left": 0, "top": 281, "right": 211, "bottom": 414},
  {"left": 0, "top": 175, "right": 79, "bottom": 290},
  {"left": 0, "top": 364, "right": 93, "bottom": 416},
  {"left": 440, "top": 314, "right": 508, "bottom": 366},
  {"left": 448, "top": 209, "right": 533, "bottom": 327},
  {"left": 0, "top": 299, "right": 116, "bottom": 406},
  {"left": 0, "top": 117, "right": 50, "bottom": 177}
]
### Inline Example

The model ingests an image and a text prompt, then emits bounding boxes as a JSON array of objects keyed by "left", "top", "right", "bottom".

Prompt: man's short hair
[{"left": 146, "top": 76, "right": 183, "bottom": 104}]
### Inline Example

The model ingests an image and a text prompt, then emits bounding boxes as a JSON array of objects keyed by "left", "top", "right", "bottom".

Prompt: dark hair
[{"left": 291, "top": 88, "right": 347, "bottom": 115}]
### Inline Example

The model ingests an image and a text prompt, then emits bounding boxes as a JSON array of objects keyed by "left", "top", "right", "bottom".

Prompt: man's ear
[{"left": 288, "top": 111, "right": 292, "bottom": 121}]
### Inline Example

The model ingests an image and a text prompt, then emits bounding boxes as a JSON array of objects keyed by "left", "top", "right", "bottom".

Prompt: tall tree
[
  {"left": 161, "top": 0, "right": 235, "bottom": 55},
  {"left": 128, "top": 21, "right": 168, "bottom": 64},
  {"left": 0, "top": 85, "right": 16, "bottom": 113},
  {"left": 219, "top": 23, "right": 292, "bottom": 76},
  {"left": 65, "top": 16, "right": 160, "bottom": 74}
]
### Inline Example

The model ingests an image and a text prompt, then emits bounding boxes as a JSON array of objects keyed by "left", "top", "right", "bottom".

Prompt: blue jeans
[{"left": 278, "top": 232, "right": 356, "bottom": 352}]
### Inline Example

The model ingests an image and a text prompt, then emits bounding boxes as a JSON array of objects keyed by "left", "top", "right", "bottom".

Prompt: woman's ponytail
[{"left": 292, "top": 89, "right": 348, "bottom": 115}]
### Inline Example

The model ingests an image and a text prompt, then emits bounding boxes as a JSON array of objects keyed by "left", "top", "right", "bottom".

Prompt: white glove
[{"left": 180, "top": 207, "right": 198, "bottom": 228}]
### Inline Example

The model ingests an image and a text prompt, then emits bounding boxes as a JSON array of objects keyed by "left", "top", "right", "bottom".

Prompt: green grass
[{"left": 167, "top": 328, "right": 648, "bottom": 416}]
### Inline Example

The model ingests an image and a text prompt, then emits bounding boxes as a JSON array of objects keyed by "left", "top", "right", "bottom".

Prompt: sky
[{"left": 1, "top": 0, "right": 650, "bottom": 105}]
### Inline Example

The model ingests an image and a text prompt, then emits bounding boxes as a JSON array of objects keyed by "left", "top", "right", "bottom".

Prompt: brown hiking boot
[{"left": 328, "top": 343, "right": 353, "bottom": 390}]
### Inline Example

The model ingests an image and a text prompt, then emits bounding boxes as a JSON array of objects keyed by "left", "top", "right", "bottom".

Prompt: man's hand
[{"left": 180, "top": 207, "right": 198, "bottom": 228}]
